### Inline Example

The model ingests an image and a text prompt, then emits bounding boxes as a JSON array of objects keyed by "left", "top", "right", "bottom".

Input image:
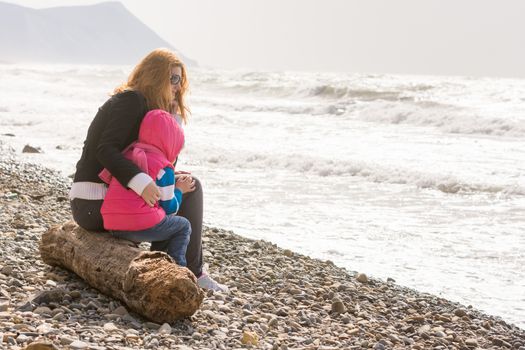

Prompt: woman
[{"left": 69, "top": 48, "right": 227, "bottom": 292}]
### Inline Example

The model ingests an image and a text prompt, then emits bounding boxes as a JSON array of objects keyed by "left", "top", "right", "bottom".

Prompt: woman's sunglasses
[{"left": 170, "top": 74, "right": 182, "bottom": 85}]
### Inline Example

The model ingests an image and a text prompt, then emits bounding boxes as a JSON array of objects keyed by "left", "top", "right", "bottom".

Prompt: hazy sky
[{"left": 6, "top": 0, "right": 525, "bottom": 77}]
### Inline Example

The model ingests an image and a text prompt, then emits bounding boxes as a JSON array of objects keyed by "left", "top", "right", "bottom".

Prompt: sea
[{"left": 0, "top": 63, "right": 523, "bottom": 328}]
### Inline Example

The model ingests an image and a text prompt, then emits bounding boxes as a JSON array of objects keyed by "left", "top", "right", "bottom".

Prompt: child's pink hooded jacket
[{"left": 100, "top": 109, "right": 185, "bottom": 231}]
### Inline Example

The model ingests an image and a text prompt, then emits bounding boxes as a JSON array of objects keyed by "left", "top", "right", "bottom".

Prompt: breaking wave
[{"left": 187, "top": 149, "right": 525, "bottom": 197}]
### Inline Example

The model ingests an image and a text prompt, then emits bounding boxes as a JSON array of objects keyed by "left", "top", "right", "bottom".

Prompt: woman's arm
[{"left": 96, "top": 91, "right": 144, "bottom": 186}]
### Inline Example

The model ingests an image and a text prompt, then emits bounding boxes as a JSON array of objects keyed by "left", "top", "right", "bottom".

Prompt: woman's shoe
[{"left": 197, "top": 273, "right": 229, "bottom": 293}]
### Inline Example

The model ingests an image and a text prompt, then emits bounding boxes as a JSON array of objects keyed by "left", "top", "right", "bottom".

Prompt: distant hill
[{"left": 0, "top": 1, "right": 196, "bottom": 65}]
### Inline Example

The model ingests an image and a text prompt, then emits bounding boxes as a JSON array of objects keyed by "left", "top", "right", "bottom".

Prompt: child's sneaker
[{"left": 197, "top": 273, "right": 229, "bottom": 293}]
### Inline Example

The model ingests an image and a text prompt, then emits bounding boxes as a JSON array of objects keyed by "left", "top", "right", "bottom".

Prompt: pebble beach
[{"left": 0, "top": 145, "right": 524, "bottom": 350}]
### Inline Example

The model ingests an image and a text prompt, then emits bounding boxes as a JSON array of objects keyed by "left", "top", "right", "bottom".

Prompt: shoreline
[{"left": 0, "top": 149, "right": 524, "bottom": 349}]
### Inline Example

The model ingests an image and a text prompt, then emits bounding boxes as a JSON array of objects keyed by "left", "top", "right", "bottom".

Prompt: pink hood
[{"left": 138, "top": 109, "right": 184, "bottom": 164}]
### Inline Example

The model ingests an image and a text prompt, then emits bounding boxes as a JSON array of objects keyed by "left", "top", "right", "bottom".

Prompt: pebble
[
  {"left": 16, "top": 334, "right": 30, "bottom": 344},
  {"left": 112, "top": 305, "right": 128, "bottom": 315},
  {"left": 52, "top": 312, "right": 65, "bottom": 321},
  {"left": 465, "top": 338, "right": 479, "bottom": 347},
  {"left": 356, "top": 273, "right": 368, "bottom": 283},
  {"left": 143, "top": 321, "right": 160, "bottom": 330},
  {"left": 69, "top": 340, "right": 89, "bottom": 349},
  {"left": 435, "top": 330, "right": 446, "bottom": 338},
  {"left": 1, "top": 266, "right": 13, "bottom": 275},
  {"left": 60, "top": 336, "right": 75, "bottom": 345},
  {"left": 45, "top": 280, "right": 57, "bottom": 287},
  {"left": 388, "top": 334, "right": 400, "bottom": 343},
  {"left": 373, "top": 342, "right": 385, "bottom": 350},
  {"left": 403, "top": 336, "right": 414, "bottom": 345},
  {"left": 36, "top": 323, "right": 53, "bottom": 334},
  {"left": 241, "top": 331, "right": 259, "bottom": 345},
  {"left": 32, "top": 289, "right": 66, "bottom": 304},
  {"left": 0, "top": 300, "right": 9, "bottom": 312},
  {"left": 157, "top": 323, "right": 172, "bottom": 335},
  {"left": 268, "top": 317, "right": 279, "bottom": 327},
  {"left": 276, "top": 308, "right": 288, "bottom": 317},
  {"left": 33, "top": 306, "right": 52, "bottom": 315},
  {"left": 146, "top": 338, "right": 159, "bottom": 348},
  {"left": 454, "top": 308, "right": 467, "bottom": 317},
  {"left": 69, "top": 291, "right": 81, "bottom": 299},
  {"left": 331, "top": 300, "right": 346, "bottom": 314},
  {"left": 103, "top": 322, "right": 119, "bottom": 332},
  {"left": 25, "top": 342, "right": 60, "bottom": 350},
  {"left": 22, "top": 145, "right": 42, "bottom": 153}
]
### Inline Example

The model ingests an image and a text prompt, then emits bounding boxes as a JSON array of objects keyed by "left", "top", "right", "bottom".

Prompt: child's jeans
[{"left": 110, "top": 215, "right": 191, "bottom": 266}]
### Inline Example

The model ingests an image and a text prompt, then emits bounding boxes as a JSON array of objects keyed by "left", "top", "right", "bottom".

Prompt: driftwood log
[{"left": 39, "top": 221, "right": 204, "bottom": 323}]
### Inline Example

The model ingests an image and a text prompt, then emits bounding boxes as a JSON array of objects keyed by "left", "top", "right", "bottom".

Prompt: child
[{"left": 99, "top": 109, "right": 194, "bottom": 267}]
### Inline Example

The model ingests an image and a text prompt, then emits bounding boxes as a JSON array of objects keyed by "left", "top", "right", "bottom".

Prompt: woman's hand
[
  {"left": 175, "top": 175, "right": 196, "bottom": 194},
  {"left": 141, "top": 181, "right": 161, "bottom": 207},
  {"left": 174, "top": 170, "right": 191, "bottom": 175}
]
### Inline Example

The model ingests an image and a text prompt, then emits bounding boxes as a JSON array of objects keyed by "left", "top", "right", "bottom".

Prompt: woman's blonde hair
[{"left": 114, "top": 48, "right": 190, "bottom": 123}]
